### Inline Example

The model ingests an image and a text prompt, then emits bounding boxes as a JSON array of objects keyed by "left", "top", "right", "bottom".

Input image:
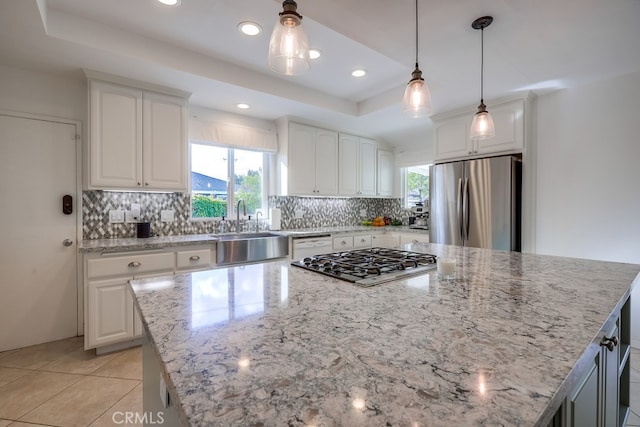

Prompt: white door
[{"left": 0, "top": 113, "right": 78, "bottom": 351}]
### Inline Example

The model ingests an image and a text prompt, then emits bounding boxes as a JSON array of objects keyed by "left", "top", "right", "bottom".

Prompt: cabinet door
[
  {"left": 359, "top": 139, "right": 377, "bottom": 196},
  {"left": 142, "top": 91, "right": 188, "bottom": 191},
  {"left": 87, "top": 277, "right": 134, "bottom": 348},
  {"left": 89, "top": 81, "right": 143, "bottom": 189},
  {"left": 338, "top": 134, "right": 359, "bottom": 195},
  {"left": 476, "top": 99, "right": 524, "bottom": 155},
  {"left": 568, "top": 353, "right": 600, "bottom": 427},
  {"left": 288, "top": 123, "right": 317, "bottom": 195},
  {"left": 377, "top": 150, "right": 394, "bottom": 197},
  {"left": 434, "top": 116, "right": 471, "bottom": 160},
  {"left": 315, "top": 129, "right": 339, "bottom": 195}
]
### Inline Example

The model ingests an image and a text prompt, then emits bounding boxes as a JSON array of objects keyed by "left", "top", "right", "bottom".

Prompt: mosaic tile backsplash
[{"left": 82, "top": 191, "right": 407, "bottom": 239}]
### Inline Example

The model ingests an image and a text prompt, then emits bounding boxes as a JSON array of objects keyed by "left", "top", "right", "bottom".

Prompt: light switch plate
[
  {"left": 161, "top": 210, "right": 175, "bottom": 222},
  {"left": 109, "top": 210, "right": 124, "bottom": 223},
  {"left": 360, "top": 209, "right": 367, "bottom": 217},
  {"left": 294, "top": 209, "right": 304, "bottom": 219}
]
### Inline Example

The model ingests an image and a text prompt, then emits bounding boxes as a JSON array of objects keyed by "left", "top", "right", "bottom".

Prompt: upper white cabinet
[
  {"left": 338, "top": 134, "right": 376, "bottom": 196},
  {"left": 288, "top": 123, "right": 339, "bottom": 196},
  {"left": 376, "top": 149, "right": 394, "bottom": 197},
  {"left": 433, "top": 97, "right": 526, "bottom": 161},
  {"left": 86, "top": 73, "right": 190, "bottom": 191}
]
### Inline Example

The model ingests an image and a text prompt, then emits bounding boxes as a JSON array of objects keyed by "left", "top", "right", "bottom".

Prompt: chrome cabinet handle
[
  {"left": 128, "top": 261, "right": 141, "bottom": 268},
  {"left": 189, "top": 255, "right": 201, "bottom": 261},
  {"left": 600, "top": 335, "right": 618, "bottom": 352},
  {"left": 62, "top": 239, "right": 73, "bottom": 247}
]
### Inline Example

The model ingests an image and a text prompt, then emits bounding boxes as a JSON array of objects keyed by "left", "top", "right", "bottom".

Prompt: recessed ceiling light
[
  {"left": 238, "top": 21, "right": 262, "bottom": 36},
  {"left": 157, "top": 0, "right": 181, "bottom": 6},
  {"left": 237, "top": 103, "right": 251, "bottom": 109},
  {"left": 309, "top": 49, "right": 321, "bottom": 60},
  {"left": 351, "top": 69, "right": 367, "bottom": 78}
]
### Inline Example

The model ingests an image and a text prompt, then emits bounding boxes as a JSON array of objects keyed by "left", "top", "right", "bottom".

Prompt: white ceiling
[{"left": 1, "top": 0, "right": 639, "bottom": 147}]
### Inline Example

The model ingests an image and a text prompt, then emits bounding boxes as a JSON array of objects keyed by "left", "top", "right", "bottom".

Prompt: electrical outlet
[
  {"left": 294, "top": 209, "right": 304, "bottom": 219},
  {"left": 130, "top": 203, "right": 141, "bottom": 221},
  {"left": 161, "top": 209, "right": 175, "bottom": 222},
  {"left": 360, "top": 209, "right": 367, "bottom": 217},
  {"left": 124, "top": 210, "right": 137, "bottom": 223},
  {"left": 109, "top": 210, "right": 124, "bottom": 223}
]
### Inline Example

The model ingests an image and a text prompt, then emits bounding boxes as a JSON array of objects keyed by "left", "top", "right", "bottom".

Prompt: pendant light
[
  {"left": 402, "top": 0, "right": 431, "bottom": 118},
  {"left": 470, "top": 16, "right": 495, "bottom": 140},
  {"left": 268, "top": 0, "right": 310, "bottom": 75}
]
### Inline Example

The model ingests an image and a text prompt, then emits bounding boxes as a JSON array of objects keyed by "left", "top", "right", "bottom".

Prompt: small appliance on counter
[{"left": 409, "top": 202, "right": 429, "bottom": 230}]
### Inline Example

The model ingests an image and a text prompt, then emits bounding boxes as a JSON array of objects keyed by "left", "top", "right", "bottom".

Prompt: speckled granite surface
[
  {"left": 130, "top": 243, "right": 640, "bottom": 426},
  {"left": 79, "top": 226, "right": 428, "bottom": 252}
]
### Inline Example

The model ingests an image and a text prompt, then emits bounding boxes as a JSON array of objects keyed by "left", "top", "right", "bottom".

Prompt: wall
[
  {"left": 536, "top": 69, "right": 640, "bottom": 346},
  {"left": 0, "top": 64, "right": 85, "bottom": 121}
]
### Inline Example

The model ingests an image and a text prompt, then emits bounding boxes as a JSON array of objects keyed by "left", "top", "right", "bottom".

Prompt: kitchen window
[
  {"left": 403, "top": 164, "right": 431, "bottom": 208},
  {"left": 190, "top": 142, "right": 267, "bottom": 219}
]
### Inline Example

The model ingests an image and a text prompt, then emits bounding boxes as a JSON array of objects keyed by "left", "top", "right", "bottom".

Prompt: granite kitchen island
[{"left": 129, "top": 243, "right": 640, "bottom": 426}]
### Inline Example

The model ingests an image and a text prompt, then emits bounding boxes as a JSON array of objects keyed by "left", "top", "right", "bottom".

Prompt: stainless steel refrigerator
[{"left": 429, "top": 155, "right": 521, "bottom": 251}]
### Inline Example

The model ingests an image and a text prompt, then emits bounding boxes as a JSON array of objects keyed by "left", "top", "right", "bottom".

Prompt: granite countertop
[
  {"left": 130, "top": 244, "right": 640, "bottom": 426},
  {"left": 79, "top": 226, "right": 428, "bottom": 252}
]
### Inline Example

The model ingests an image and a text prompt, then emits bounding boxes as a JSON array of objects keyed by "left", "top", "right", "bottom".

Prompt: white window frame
[{"left": 189, "top": 141, "right": 270, "bottom": 221}]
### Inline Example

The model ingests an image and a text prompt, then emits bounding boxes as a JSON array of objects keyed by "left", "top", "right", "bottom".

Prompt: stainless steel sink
[{"left": 213, "top": 233, "right": 289, "bottom": 265}]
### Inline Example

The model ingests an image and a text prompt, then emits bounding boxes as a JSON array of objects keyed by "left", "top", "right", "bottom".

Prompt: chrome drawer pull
[
  {"left": 128, "top": 261, "right": 141, "bottom": 268},
  {"left": 189, "top": 255, "right": 201, "bottom": 261}
]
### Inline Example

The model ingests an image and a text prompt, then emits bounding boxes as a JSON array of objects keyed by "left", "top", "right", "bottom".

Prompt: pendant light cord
[
  {"left": 414, "top": 0, "right": 419, "bottom": 67},
  {"left": 480, "top": 27, "right": 484, "bottom": 102}
]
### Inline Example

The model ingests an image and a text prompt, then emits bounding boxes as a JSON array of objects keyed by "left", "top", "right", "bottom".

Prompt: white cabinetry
[
  {"left": 371, "top": 233, "right": 400, "bottom": 249},
  {"left": 353, "top": 234, "right": 372, "bottom": 248},
  {"left": 399, "top": 232, "right": 429, "bottom": 245},
  {"left": 433, "top": 98, "right": 525, "bottom": 161},
  {"left": 338, "top": 134, "right": 376, "bottom": 196},
  {"left": 376, "top": 150, "right": 394, "bottom": 197},
  {"left": 84, "top": 244, "right": 214, "bottom": 351},
  {"left": 85, "top": 252, "right": 174, "bottom": 349},
  {"left": 86, "top": 74, "right": 189, "bottom": 191},
  {"left": 333, "top": 236, "right": 354, "bottom": 251},
  {"left": 288, "top": 123, "right": 339, "bottom": 196}
]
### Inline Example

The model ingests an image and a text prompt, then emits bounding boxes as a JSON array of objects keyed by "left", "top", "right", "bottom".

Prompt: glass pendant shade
[
  {"left": 268, "top": 2, "right": 310, "bottom": 75},
  {"left": 470, "top": 104, "right": 495, "bottom": 140},
  {"left": 402, "top": 66, "right": 431, "bottom": 118}
]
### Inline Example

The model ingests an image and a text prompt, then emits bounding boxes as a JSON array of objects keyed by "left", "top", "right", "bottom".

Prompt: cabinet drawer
[
  {"left": 87, "top": 252, "right": 174, "bottom": 279},
  {"left": 353, "top": 234, "right": 372, "bottom": 248},
  {"left": 176, "top": 249, "right": 211, "bottom": 270},
  {"left": 333, "top": 236, "right": 354, "bottom": 250}
]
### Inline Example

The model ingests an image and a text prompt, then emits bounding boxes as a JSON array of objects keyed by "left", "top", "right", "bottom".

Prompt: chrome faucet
[
  {"left": 256, "top": 210, "right": 263, "bottom": 232},
  {"left": 236, "top": 199, "right": 246, "bottom": 232}
]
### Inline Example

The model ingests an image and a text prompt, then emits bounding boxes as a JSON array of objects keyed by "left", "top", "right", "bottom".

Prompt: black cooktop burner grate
[{"left": 291, "top": 247, "right": 438, "bottom": 286}]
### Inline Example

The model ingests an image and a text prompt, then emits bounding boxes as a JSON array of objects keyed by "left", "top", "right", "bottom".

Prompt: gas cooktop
[{"left": 291, "top": 247, "right": 437, "bottom": 287}]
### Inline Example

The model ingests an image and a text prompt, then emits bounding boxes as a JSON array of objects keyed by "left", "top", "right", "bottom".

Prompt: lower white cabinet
[
  {"left": 399, "top": 232, "right": 429, "bottom": 245},
  {"left": 87, "top": 277, "right": 135, "bottom": 349},
  {"left": 333, "top": 236, "right": 354, "bottom": 251},
  {"left": 371, "top": 234, "right": 400, "bottom": 248},
  {"left": 353, "top": 234, "right": 372, "bottom": 248},
  {"left": 84, "top": 245, "right": 214, "bottom": 351}
]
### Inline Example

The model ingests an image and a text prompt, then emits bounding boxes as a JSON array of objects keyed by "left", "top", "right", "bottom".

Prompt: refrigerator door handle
[
  {"left": 457, "top": 178, "right": 464, "bottom": 241},
  {"left": 463, "top": 177, "right": 470, "bottom": 241}
]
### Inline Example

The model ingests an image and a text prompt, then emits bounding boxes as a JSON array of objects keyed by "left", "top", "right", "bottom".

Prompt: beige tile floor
[
  {"left": 0, "top": 338, "right": 638, "bottom": 426},
  {"left": 0, "top": 337, "right": 142, "bottom": 427}
]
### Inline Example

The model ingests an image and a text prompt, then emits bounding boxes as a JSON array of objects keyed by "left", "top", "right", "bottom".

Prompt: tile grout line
[{"left": 87, "top": 380, "right": 142, "bottom": 427}]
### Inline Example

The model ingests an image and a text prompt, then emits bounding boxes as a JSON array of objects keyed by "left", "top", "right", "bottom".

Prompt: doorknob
[{"left": 62, "top": 239, "right": 73, "bottom": 247}]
